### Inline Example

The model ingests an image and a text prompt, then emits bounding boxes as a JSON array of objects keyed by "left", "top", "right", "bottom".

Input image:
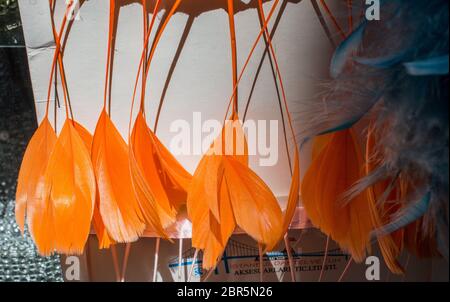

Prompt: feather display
[
  {"left": 304, "top": 0, "right": 449, "bottom": 266},
  {"left": 13, "top": 0, "right": 448, "bottom": 281}
]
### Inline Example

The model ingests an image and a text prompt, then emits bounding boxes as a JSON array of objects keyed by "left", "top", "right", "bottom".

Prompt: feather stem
[
  {"left": 120, "top": 243, "right": 132, "bottom": 282},
  {"left": 178, "top": 238, "right": 184, "bottom": 282},
  {"left": 338, "top": 257, "right": 353, "bottom": 282},
  {"left": 188, "top": 249, "right": 199, "bottom": 282},
  {"left": 318, "top": 235, "right": 330, "bottom": 282},
  {"left": 111, "top": 246, "right": 121, "bottom": 282},
  {"left": 152, "top": 238, "right": 161, "bottom": 282},
  {"left": 283, "top": 234, "right": 296, "bottom": 282},
  {"left": 258, "top": 243, "right": 264, "bottom": 282}
]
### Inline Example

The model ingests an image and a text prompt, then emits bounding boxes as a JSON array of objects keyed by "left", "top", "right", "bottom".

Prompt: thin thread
[
  {"left": 338, "top": 257, "right": 353, "bottom": 282},
  {"left": 318, "top": 0, "right": 346, "bottom": 39}
]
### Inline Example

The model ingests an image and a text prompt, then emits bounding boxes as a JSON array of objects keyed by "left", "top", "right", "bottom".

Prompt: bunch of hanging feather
[
  {"left": 301, "top": 0, "right": 449, "bottom": 272},
  {"left": 15, "top": 0, "right": 193, "bottom": 256}
]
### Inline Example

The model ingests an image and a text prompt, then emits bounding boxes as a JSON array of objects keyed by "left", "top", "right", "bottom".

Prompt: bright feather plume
[
  {"left": 130, "top": 111, "right": 192, "bottom": 235},
  {"left": 92, "top": 110, "right": 145, "bottom": 243},
  {"left": 73, "top": 120, "right": 114, "bottom": 249},
  {"left": 302, "top": 129, "right": 374, "bottom": 262},
  {"left": 15, "top": 117, "right": 56, "bottom": 255},
  {"left": 44, "top": 119, "right": 96, "bottom": 255},
  {"left": 188, "top": 113, "right": 283, "bottom": 269}
]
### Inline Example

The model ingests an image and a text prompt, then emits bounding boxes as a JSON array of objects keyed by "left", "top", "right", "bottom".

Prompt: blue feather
[
  {"left": 373, "top": 192, "right": 432, "bottom": 237},
  {"left": 404, "top": 55, "right": 449, "bottom": 76},
  {"left": 330, "top": 21, "right": 367, "bottom": 78},
  {"left": 354, "top": 51, "right": 409, "bottom": 69}
]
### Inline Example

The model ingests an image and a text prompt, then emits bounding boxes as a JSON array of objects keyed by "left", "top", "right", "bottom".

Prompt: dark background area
[
  {"left": 0, "top": 0, "right": 36, "bottom": 222},
  {"left": 0, "top": 0, "right": 62, "bottom": 282}
]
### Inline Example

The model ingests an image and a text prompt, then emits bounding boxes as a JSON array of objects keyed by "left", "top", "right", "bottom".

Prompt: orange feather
[
  {"left": 188, "top": 114, "right": 283, "bottom": 269},
  {"left": 15, "top": 117, "right": 57, "bottom": 255},
  {"left": 302, "top": 129, "right": 374, "bottom": 262},
  {"left": 44, "top": 119, "right": 96, "bottom": 255},
  {"left": 223, "top": 157, "right": 283, "bottom": 248},
  {"left": 73, "top": 121, "right": 114, "bottom": 249},
  {"left": 92, "top": 110, "right": 145, "bottom": 243},
  {"left": 129, "top": 112, "right": 194, "bottom": 238},
  {"left": 130, "top": 113, "right": 177, "bottom": 229},
  {"left": 148, "top": 128, "right": 192, "bottom": 210},
  {"left": 312, "top": 134, "right": 332, "bottom": 159}
]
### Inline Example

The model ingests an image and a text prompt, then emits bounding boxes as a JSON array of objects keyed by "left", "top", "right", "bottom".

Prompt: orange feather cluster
[{"left": 187, "top": 113, "right": 284, "bottom": 269}]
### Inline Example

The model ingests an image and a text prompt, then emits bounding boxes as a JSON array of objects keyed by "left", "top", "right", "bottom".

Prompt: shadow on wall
[{"left": 58, "top": 0, "right": 304, "bottom": 129}]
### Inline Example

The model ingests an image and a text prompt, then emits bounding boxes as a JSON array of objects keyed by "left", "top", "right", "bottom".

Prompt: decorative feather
[
  {"left": 223, "top": 154, "right": 283, "bottom": 248},
  {"left": 130, "top": 112, "right": 177, "bottom": 230},
  {"left": 15, "top": 117, "right": 57, "bottom": 255},
  {"left": 73, "top": 121, "right": 114, "bottom": 249},
  {"left": 404, "top": 55, "right": 449, "bottom": 76},
  {"left": 188, "top": 113, "right": 283, "bottom": 269},
  {"left": 128, "top": 0, "right": 189, "bottom": 238},
  {"left": 92, "top": 110, "right": 145, "bottom": 243},
  {"left": 308, "top": 0, "right": 449, "bottom": 261},
  {"left": 330, "top": 21, "right": 367, "bottom": 78},
  {"left": 149, "top": 129, "right": 192, "bottom": 209},
  {"left": 302, "top": 129, "right": 374, "bottom": 261},
  {"left": 354, "top": 51, "right": 410, "bottom": 69},
  {"left": 374, "top": 192, "right": 431, "bottom": 237},
  {"left": 44, "top": 119, "right": 96, "bottom": 254}
]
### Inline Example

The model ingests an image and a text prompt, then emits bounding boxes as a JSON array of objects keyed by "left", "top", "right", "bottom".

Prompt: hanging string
[
  {"left": 318, "top": 235, "right": 330, "bottom": 281},
  {"left": 45, "top": 1, "right": 73, "bottom": 120},
  {"left": 227, "top": 0, "right": 238, "bottom": 114},
  {"left": 49, "top": 0, "right": 60, "bottom": 130},
  {"left": 103, "top": 0, "right": 116, "bottom": 115},
  {"left": 318, "top": 0, "right": 346, "bottom": 39},
  {"left": 141, "top": 0, "right": 150, "bottom": 113},
  {"left": 338, "top": 257, "right": 353, "bottom": 282},
  {"left": 128, "top": 0, "right": 181, "bottom": 137},
  {"left": 139, "top": 0, "right": 183, "bottom": 113},
  {"left": 347, "top": 0, "right": 353, "bottom": 33},
  {"left": 223, "top": 0, "right": 280, "bottom": 122},
  {"left": 224, "top": 0, "right": 298, "bottom": 165},
  {"left": 49, "top": 0, "right": 74, "bottom": 121}
]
